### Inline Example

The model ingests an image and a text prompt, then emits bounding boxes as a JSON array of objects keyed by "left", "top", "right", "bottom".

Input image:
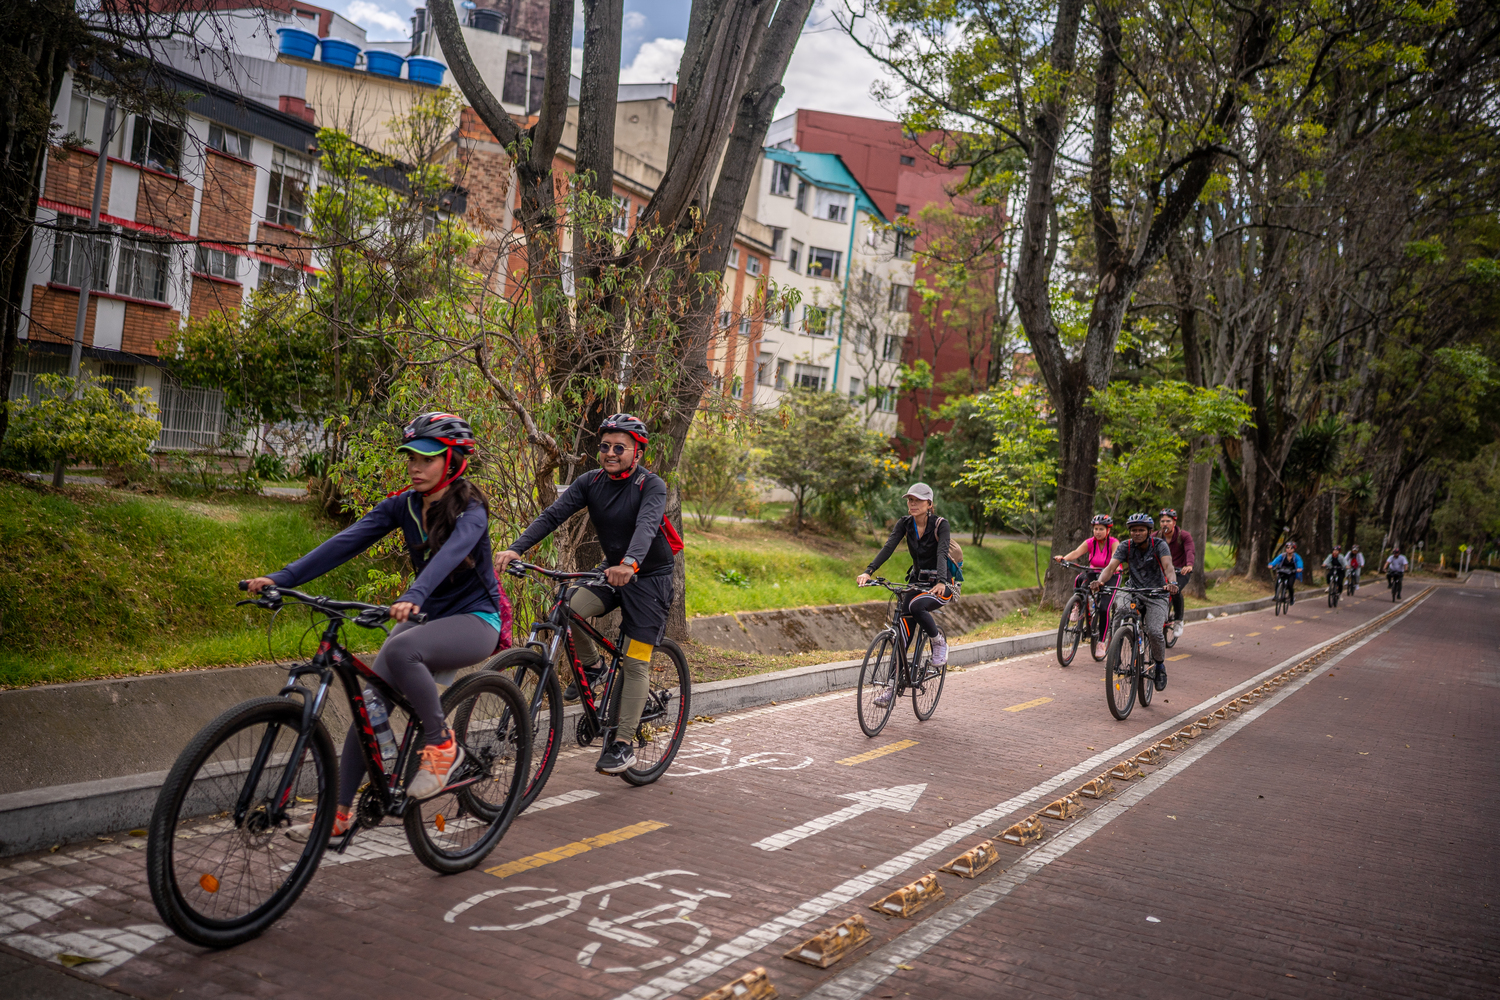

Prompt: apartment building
[{"left": 729, "top": 147, "right": 914, "bottom": 432}]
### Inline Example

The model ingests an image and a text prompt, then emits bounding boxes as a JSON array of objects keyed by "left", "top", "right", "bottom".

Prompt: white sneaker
[
  {"left": 1173, "top": 621, "right": 1183, "bottom": 639},
  {"left": 408, "top": 739, "right": 465, "bottom": 800},
  {"left": 873, "top": 685, "right": 893, "bottom": 708},
  {"left": 930, "top": 635, "right": 948, "bottom": 667}
]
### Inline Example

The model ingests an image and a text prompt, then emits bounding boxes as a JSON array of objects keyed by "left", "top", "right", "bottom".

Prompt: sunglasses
[{"left": 598, "top": 442, "right": 633, "bottom": 456}]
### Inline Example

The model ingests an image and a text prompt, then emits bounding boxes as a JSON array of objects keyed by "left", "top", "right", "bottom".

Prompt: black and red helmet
[
  {"left": 400, "top": 412, "right": 475, "bottom": 455},
  {"left": 599, "top": 413, "right": 649, "bottom": 447},
  {"left": 1159, "top": 507, "right": 1179, "bottom": 521},
  {"left": 1091, "top": 513, "right": 1113, "bottom": 527}
]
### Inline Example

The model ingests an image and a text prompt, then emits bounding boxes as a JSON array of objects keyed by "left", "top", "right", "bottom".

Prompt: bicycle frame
[{"left": 865, "top": 579, "right": 932, "bottom": 693}]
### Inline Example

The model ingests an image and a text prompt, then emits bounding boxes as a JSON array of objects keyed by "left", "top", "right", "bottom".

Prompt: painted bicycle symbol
[
  {"left": 444, "top": 870, "right": 731, "bottom": 975},
  {"left": 670, "top": 736, "right": 814, "bottom": 777}
]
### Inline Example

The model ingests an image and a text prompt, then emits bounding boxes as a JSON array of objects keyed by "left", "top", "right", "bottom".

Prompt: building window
[
  {"left": 814, "top": 189, "right": 850, "bottom": 223},
  {"left": 775, "top": 358, "right": 790, "bottom": 390},
  {"left": 727, "top": 246, "right": 741, "bottom": 270},
  {"left": 266, "top": 146, "right": 313, "bottom": 228},
  {"left": 730, "top": 374, "right": 743, "bottom": 400},
  {"left": 848, "top": 376, "right": 862, "bottom": 400},
  {"left": 156, "top": 381, "right": 229, "bottom": 451},
  {"left": 116, "top": 237, "right": 169, "bottom": 301},
  {"left": 719, "top": 310, "right": 732, "bottom": 330},
  {"left": 612, "top": 195, "right": 630, "bottom": 235},
  {"left": 560, "top": 251, "right": 575, "bottom": 296},
  {"left": 99, "top": 362, "right": 137, "bottom": 396},
  {"left": 195, "top": 246, "right": 241, "bottom": 281},
  {"left": 793, "top": 363, "right": 829, "bottom": 391},
  {"left": 258, "top": 261, "right": 303, "bottom": 296},
  {"left": 788, "top": 239, "right": 802, "bottom": 273},
  {"left": 877, "top": 386, "right": 898, "bottom": 412},
  {"left": 882, "top": 334, "right": 904, "bottom": 361},
  {"left": 50, "top": 216, "right": 113, "bottom": 290},
  {"left": 746, "top": 255, "right": 762, "bottom": 277},
  {"left": 888, "top": 283, "right": 910, "bottom": 312},
  {"left": 895, "top": 203, "right": 911, "bottom": 217},
  {"left": 770, "top": 161, "right": 794, "bottom": 196},
  {"left": 807, "top": 247, "right": 841, "bottom": 279},
  {"left": 207, "top": 124, "right": 252, "bottom": 159},
  {"left": 854, "top": 323, "right": 872, "bottom": 353},
  {"left": 895, "top": 230, "right": 915, "bottom": 261},
  {"left": 757, "top": 352, "right": 774, "bottom": 386},
  {"left": 781, "top": 303, "right": 793, "bottom": 329},
  {"left": 68, "top": 92, "right": 109, "bottom": 152},
  {"left": 795, "top": 181, "right": 808, "bottom": 213},
  {"left": 899, "top": 155, "right": 915, "bottom": 166},
  {"left": 130, "top": 117, "right": 183, "bottom": 175},
  {"left": 769, "top": 228, "right": 784, "bottom": 259},
  {"left": 738, "top": 316, "right": 751, "bottom": 338},
  {"left": 804, "top": 305, "right": 831, "bottom": 337},
  {"left": 9, "top": 353, "right": 67, "bottom": 405}
]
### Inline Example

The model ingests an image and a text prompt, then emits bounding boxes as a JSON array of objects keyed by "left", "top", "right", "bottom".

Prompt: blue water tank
[
  {"left": 365, "top": 50, "right": 405, "bottom": 78},
  {"left": 276, "top": 27, "right": 318, "bottom": 60},
  {"left": 406, "top": 56, "right": 446, "bottom": 86},
  {"left": 319, "top": 37, "right": 360, "bottom": 69}
]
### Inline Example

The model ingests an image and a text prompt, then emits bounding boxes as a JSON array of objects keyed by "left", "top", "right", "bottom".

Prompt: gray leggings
[
  {"left": 568, "top": 587, "right": 651, "bottom": 742},
  {"left": 1114, "top": 592, "right": 1169, "bottom": 663},
  {"left": 338, "top": 613, "right": 498, "bottom": 805}
]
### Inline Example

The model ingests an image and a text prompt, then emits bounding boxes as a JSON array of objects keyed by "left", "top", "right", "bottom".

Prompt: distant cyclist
[
  {"left": 858, "top": 483, "right": 957, "bottom": 706},
  {"left": 1384, "top": 547, "right": 1409, "bottom": 598},
  {"left": 1090, "top": 513, "right": 1178, "bottom": 691},
  {"left": 1348, "top": 545, "right": 1365, "bottom": 592},
  {"left": 1154, "top": 508, "right": 1195, "bottom": 640},
  {"left": 1322, "top": 545, "right": 1349, "bottom": 592},
  {"left": 496, "top": 414, "right": 679, "bottom": 775},
  {"left": 245, "top": 413, "right": 501, "bottom": 843},
  {"left": 1269, "top": 541, "right": 1304, "bottom": 603},
  {"left": 1053, "top": 513, "right": 1118, "bottom": 631}
]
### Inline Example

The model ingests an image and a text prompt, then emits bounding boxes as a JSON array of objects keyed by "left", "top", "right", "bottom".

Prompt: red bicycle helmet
[
  {"left": 401, "top": 412, "right": 475, "bottom": 454},
  {"left": 599, "top": 413, "right": 649, "bottom": 447},
  {"left": 1091, "top": 513, "right": 1113, "bottom": 526}
]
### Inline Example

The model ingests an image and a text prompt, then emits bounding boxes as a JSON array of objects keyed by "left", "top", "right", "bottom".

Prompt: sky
[{"left": 337, "top": 0, "right": 898, "bottom": 121}]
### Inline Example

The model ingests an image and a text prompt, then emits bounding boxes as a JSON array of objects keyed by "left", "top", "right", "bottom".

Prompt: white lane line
[
  {"left": 801, "top": 592, "right": 1428, "bottom": 1000},
  {"left": 529, "top": 789, "right": 601, "bottom": 811},
  {"left": 753, "top": 785, "right": 926, "bottom": 852},
  {"left": 612, "top": 605, "right": 1403, "bottom": 1000}
]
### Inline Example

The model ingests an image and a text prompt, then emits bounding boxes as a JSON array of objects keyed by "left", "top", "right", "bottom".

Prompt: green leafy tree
[
  {"left": 959, "top": 383, "right": 1058, "bottom": 587},
  {"left": 4, "top": 374, "right": 159, "bottom": 470},
  {"left": 760, "top": 389, "right": 889, "bottom": 535},
  {"left": 680, "top": 418, "right": 760, "bottom": 529},
  {"left": 924, "top": 395, "right": 1003, "bottom": 545}
]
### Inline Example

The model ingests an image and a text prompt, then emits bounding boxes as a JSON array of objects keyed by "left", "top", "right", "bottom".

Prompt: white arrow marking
[{"left": 753, "top": 784, "right": 927, "bottom": 852}]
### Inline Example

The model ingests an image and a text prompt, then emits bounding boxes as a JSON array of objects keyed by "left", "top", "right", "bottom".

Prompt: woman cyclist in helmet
[
  {"left": 1053, "top": 513, "right": 1119, "bottom": 634},
  {"left": 244, "top": 413, "right": 503, "bottom": 842},
  {"left": 1090, "top": 512, "right": 1179, "bottom": 692}
]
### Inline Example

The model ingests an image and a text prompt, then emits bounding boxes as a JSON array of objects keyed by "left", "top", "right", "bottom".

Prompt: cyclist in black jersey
[{"left": 496, "top": 414, "right": 679, "bottom": 775}]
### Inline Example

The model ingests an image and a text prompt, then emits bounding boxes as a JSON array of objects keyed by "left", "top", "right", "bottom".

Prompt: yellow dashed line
[
  {"left": 1166, "top": 653, "right": 1191, "bottom": 661},
  {"left": 485, "top": 820, "right": 669, "bottom": 879},
  {"left": 1212, "top": 641, "right": 1231, "bottom": 647},
  {"left": 1245, "top": 632, "right": 1261, "bottom": 637},
  {"left": 1003, "top": 697, "right": 1054, "bottom": 713},
  {"left": 1273, "top": 626, "right": 1286, "bottom": 631},
  {"left": 838, "top": 740, "right": 919, "bottom": 765}
]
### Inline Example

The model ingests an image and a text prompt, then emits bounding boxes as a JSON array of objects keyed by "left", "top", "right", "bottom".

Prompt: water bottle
[{"left": 363, "top": 684, "right": 398, "bottom": 765}]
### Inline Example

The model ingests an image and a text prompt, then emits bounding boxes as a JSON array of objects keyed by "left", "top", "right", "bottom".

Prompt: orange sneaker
[
  {"left": 409, "top": 738, "right": 465, "bottom": 800},
  {"left": 286, "top": 805, "right": 353, "bottom": 843}
]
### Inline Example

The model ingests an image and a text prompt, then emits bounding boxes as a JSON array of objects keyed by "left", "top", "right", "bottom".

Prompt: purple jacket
[{"left": 1154, "top": 527, "right": 1196, "bottom": 573}]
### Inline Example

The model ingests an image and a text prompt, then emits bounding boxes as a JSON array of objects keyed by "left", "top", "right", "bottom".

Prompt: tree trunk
[
  {"left": 1183, "top": 456, "right": 1211, "bottom": 595},
  {"left": 1045, "top": 362, "right": 1104, "bottom": 604},
  {"left": 1169, "top": 234, "right": 1210, "bottom": 597},
  {"left": 665, "top": 483, "right": 688, "bottom": 641}
]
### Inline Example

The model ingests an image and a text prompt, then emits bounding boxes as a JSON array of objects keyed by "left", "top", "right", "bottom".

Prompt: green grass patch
[
  {"left": 0, "top": 482, "right": 380, "bottom": 687},
  {"left": 684, "top": 520, "right": 1049, "bottom": 617}
]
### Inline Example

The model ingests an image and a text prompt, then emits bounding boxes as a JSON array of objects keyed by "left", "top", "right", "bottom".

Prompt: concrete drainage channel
[{"left": 0, "top": 596, "right": 1272, "bottom": 857}]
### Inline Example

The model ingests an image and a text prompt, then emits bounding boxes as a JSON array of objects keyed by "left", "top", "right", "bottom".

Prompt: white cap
[{"left": 903, "top": 482, "right": 934, "bottom": 502}]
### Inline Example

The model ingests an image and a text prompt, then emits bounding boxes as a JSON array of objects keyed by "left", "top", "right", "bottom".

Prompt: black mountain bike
[
  {"left": 1326, "top": 567, "right": 1344, "bottom": 608},
  {"left": 855, "top": 578, "right": 948, "bottom": 737},
  {"left": 1388, "top": 570, "right": 1404, "bottom": 601},
  {"left": 1055, "top": 561, "right": 1110, "bottom": 666},
  {"left": 146, "top": 585, "right": 531, "bottom": 948},
  {"left": 487, "top": 561, "right": 691, "bottom": 808},
  {"left": 1098, "top": 583, "right": 1168, "bottom": 721},
  {"left": 1346, "top": 568, "right": 1359, "bottom": 596},
  {"left": 1273, "top": 570, "right": 1297, "bottom": 615}
]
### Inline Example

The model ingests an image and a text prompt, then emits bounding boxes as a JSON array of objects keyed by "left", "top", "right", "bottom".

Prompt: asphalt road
[{"left": 2, "top": 578, "right": 1494, "bottom": 999}]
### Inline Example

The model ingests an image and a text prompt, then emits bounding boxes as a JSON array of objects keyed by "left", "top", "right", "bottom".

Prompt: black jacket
[
  {"left": 510, "top": 467, "right": 675, "bottom": 579},
  {"left": 867, "top": 514, "right": 951, "bottom": 585}
]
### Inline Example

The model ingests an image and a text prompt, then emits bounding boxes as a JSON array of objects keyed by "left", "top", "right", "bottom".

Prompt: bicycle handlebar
[
  {"left": 504, "top": 560, "right": 609, "bottom": 586},
  {"left": 236, "top": 581, "right": 427, "bottom": 626},
  {"left": 858, "top": 577, "right": 925, "bottom": 594}
]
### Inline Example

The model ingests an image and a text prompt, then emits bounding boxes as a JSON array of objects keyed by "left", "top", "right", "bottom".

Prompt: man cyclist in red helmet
[
  {"left": 496, "top": 414, "right": 678, "bottom": 775},
  {"left": 1154, "top": 508, "right": 1195, "bottom": 641}
]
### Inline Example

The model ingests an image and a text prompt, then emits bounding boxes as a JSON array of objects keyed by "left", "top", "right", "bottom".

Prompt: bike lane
[{"left": 0, "top": 592, "right": 1408, "bottom": 999}]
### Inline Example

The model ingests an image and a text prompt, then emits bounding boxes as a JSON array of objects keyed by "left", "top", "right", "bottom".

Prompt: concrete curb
[{"left": 0, "top": 594, "right": 1273, "bottom": 856}]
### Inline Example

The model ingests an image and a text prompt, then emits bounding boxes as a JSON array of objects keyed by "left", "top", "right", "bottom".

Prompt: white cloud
[
  {"left": 775, "top": 6, "right": 898, "bottom": 120},
  {"left": 344, "top": 1, "right": 410, "bottom": 39},
  {"left": 621, "top": 37, "right": 685, "bottom": 83},
  {"left": 623, "top": 11, "right": 648, "bottom": 31}
]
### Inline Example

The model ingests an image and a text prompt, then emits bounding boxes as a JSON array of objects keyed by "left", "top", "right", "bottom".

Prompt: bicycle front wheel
[
  {"left": 857, "top": 632, "right": 899, "bottom": 738},
  {"left": 1056, "top": 595, "right": 1084, "bottom": 667},
  {"left": 1163, "top": 619, "right": 1179, "bottom": 649},
  {"left": 1137, "top": 643, "right": 1155, "bottom": 708},
  {"left": 911, "top": 632, "right": 946, "bottom": 721},
  {"left": 484, "top": 647, "right": 563, "bottom": 811},
  {"left": 620, "top": 638, "right": 692, "bottom": 786},
  {"left": 1105, "top": 627, "right": 1137, "bottom": 721},
  {"left": 405, "top": 672, "right": 531, "bottom": 874},
  {"left": 147, "top": 696, "right": 336, "bottom": 948}
]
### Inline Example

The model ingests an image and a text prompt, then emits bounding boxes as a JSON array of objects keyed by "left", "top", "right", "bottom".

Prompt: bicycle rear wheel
[
  {"left": 620, "top": 638, "right": 692, "bottom": 786},
  {"left": 1137, "top": 640, "right": 1155, "bottom": 708},
  {"left": 856, "top": 631, "right": 899, "bottom": 738},
  {"left": 405, "top": 672, "right": 530, "bottom": 874},
  {"left": 1164, "top": 619, "right": 1179, "bottom": 649},
  {"left": 484, "top": 647, "right": 563, "bottom": 811},
  {"left": 911, "top": 632, "right": 946, "bottom": 721},
  {"left": 147, "top": 696, "right": 336, "bottom": 947},
  {"left": 1055, "top": 595, "right": 1084, "bottom": 667},
  {"left": 1105, "top": 627, "right": 1137, "bottom": 721},
  {"left": 1090, "top": 597, "right": 1108, "bottom": 661}
]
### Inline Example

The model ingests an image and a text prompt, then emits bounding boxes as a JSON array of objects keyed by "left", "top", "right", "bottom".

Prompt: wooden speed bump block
[
  {"left": 1210, "top": 707, "right": 1230, "bottom": 720},
  {"left": 1172, "top": 726, "right": 1200, "bottom": 741},
  {"left": 1041, "top": 794, "right": 1085, "bottom": 820},
  {"left": 1155, "top": 736, "right": 1184, "bottom": 752},
  {"left": 1000, "top": 815, "right": 1045, "bottom": 846},
  {"left": 1131, "top": 746, "right": 1164, "bottom": 766},
  {"left": 871, "top": 873, "right": 946, "bottom": 918},
  {"left": 1077, "top": 774, "right": 1115, "bottom": 798},
  {"left": 784, "top": 915, "right": 871, "bottom": 968},
  {"left": 697, "top": 967, "right": 778, "bottom": 1000},
  {"left": 1108, "top": 761, "right": 1146, "bottom": 781},
  {"left": 940, "top": 840, "right": 1002, "bottom": 879},
  {"left": 1195, "top": 716, "right": 1218, "bottom": 731}
]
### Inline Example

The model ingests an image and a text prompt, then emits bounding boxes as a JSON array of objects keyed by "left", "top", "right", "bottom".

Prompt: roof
[{"left": 763, "top": 147, "right": 886, "bottom": 223}]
